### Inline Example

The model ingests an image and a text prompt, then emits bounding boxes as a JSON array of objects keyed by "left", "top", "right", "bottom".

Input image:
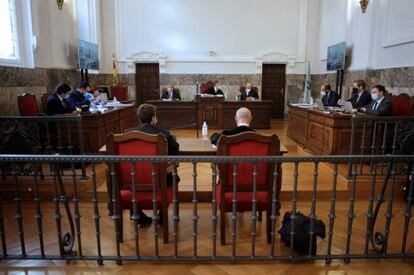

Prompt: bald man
[{"left": 210, "top": 107, "right": 255, "bottom": 145}]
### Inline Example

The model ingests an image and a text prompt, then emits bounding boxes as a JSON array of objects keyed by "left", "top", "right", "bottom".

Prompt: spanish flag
[{"left": 112, "top": 53, "right": 119, "bottom": 86}]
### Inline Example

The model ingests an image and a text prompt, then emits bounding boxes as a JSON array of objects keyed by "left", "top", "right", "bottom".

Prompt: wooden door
[
  {"left": 261, "top": 64, "right": 286, "bottom": 118},
  {"left": 135, "top": 63, "right": 160, "bottom": 104}
]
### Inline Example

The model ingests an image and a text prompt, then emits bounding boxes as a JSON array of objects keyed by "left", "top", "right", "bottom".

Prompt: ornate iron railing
[
  {"left": 0, "top": 154, "right": 413, "bottom": 264},
  {"left": 348, "top": 116, "right": 414, "bottom": 177},
  {"left": 0, "top": 116, "right": 86, "bottom": 179}
]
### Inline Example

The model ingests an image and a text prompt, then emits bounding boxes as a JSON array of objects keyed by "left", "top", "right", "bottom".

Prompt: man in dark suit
[
  {"left": 210, "top": 107, "right": 254, "bottom": 146},
  {"left": 47, "top": 83, "right": 74, "bottom": 115},
  {"left": 161, "top": 86, "right": 181, "bottom": 101},
  {"left": 321, "top": 84, "right": 340, "bottom": 107},
  {"left": 348, "top": 80, "right": 372, "bottom": 109},
  {"left": 207, "top": 81, "right": 224, "bottom": 96},
  {"left": 240, "top": 83, "right": 259, "bottom": 101},
  {"left": 66, "top": 81, "right": 91, "bottom": 111},
  {"left": 126, "top": 103, "right": 180, "bottom": 225},
  {"left": 128, "top": 103, "right": 179, "bottom": 155},
  {"left": 360, "top": 84, "right": 393, "bottom": 116}
]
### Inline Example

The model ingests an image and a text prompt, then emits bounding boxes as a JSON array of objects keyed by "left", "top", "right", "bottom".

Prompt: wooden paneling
[
  {"left": 147, "top": 99, "right": 273, "bottom": 130},
  {"left": 262, "top": 64, "right": 286, "bottom": 118},
  {"left": 288, "top": 106, "right": 362, "bottom": 155},
  {"left": 135, "top": 63, "right": 160, "bottom": 104},
  {"left": 81, "top": 105, "right": 138, "bottom": 153}
]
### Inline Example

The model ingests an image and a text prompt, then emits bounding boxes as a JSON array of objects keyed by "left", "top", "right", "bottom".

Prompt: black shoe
[{"left": 137, "top": 211, "right": 152, "bottom": 226}]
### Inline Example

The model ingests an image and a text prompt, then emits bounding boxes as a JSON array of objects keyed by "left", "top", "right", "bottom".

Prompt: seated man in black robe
[
  {"left": 207, "top": 81, "right": 224, "bottom": 96},
  {"left": 210, "top": 107, "right": 254, "bottom": 146}
]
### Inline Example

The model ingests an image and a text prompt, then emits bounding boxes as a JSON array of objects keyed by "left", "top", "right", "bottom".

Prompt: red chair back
[
  {"left": 40, "top": 92, "right": 52, "bottom": 114},
  {"left": 17, "top": 93, "right": 39, "bottom": 116},
  {"left": 392, "top": 95, "right": 411, "bottom": 116},
  {"left": 106, "top": 131, "right": 168, "bottom": 191},
  {"left": 217, "top": 132, "right": 280, "bottom": 192},
  {"left": 200, "top": 81, "right": 215, "bottom": 94},
  {"left": 111, "top": 86, "right": 128, "bottom": 101}
]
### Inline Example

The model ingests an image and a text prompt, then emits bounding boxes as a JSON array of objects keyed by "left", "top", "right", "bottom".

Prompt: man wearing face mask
[
  {"left": 66, "top": 81, "right": 92, "bottom": 111},
  {"left": 240, "top": 83, "right": 259, "bottom": 101},
  {"left": 320, "top": 84, "right": 340, "bottom": 107},
  {"left": 161, "top": 85, "right": 181, "bottom": 101},
  {"left": 360, "top": 84, "right": 392, "bottom": 116},
  {"left": 348, "top": 80, "right": 372, "bottom": 109},
  {"left": 47, "top": 83, "right": 75, "bottom": 115}
]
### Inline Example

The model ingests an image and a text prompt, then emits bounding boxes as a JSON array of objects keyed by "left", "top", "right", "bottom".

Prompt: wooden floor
[{"left": 1, "top": 119, "right": 414, "bottom": 274}]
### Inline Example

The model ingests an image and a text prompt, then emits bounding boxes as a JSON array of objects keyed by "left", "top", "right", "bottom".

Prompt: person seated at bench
[
  {"left": 210, "top": 107, "right": 254, "bottom": 146},
  {"left": 47, "top": 83, "right": 74, "bottom": 115},
  {"left": 161, "top": 85, "right": 181, "bottom": 101},
  {"left": 321, "top": 84, "right": 340, "bottom": 107},
  {"left": 240, "top": 83, "right": 259, "bottom": 101},
  {"left": 360, "top": 84, "right": 393, "bottom": 116}
]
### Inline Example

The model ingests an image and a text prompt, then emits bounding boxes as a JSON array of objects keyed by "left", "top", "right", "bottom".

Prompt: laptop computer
[
  {"left": 343, "top": 101, "right": 354, "bottom": 113},
  {"left": 315, "top": 99, "right": 325, "bottom": 110}
]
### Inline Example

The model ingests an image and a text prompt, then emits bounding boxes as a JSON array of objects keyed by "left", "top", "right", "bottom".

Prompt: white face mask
[
  {"left": 167, "top": 88, "right": 172, "bottom": 92},
  {"left": 371, "top": 93, "right": 379, "bottom": 101},
  {"left": 320, "top": 91, "right": 326, "bottom": 97}
]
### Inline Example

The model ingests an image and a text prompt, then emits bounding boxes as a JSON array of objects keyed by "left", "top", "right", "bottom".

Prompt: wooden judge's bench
[
  {"left": 288, "top": 105, "right": 361, "bottom": 155},
  {"left": 146, "top": 96, "right": 273, "bottom": 130}
]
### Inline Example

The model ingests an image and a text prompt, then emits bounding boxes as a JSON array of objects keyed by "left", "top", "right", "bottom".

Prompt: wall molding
[{"left": 382, "top": 0, "right": 414, "bottom": 48}]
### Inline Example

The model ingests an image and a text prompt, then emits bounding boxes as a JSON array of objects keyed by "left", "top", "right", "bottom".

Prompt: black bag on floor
[{"left": 278, "top": 211, "right": 326, "bottom": 255}]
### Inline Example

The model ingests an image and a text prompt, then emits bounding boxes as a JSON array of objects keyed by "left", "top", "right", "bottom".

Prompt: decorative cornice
[
  {"left": 255, "top": 51, "right": 297, "bottom": 73},
  {"left": 125, "top": 51, "right": 168, "bottom": 73}
]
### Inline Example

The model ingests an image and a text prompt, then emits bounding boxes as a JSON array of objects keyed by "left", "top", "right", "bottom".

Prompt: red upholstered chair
[
  {"left": 392, "top": 95, "right": 412, "bottom": 116},
  {"left": 200, "top": 81, "right": 215, "bottom": 94},
  {"left": 216, "top": 132, "right": 282, "bottom": 245},
  {"left": 111, "top": 86, "right": 128, "bottom": 101},
  {"left": 106, "top": 131, "right": 173, "bottom": 243},
  {"left": 40, "top": 92, "right": 52, "bottom": 114},
  {"left": 17, "top": 93, "right": 40, "bottom": 116}
]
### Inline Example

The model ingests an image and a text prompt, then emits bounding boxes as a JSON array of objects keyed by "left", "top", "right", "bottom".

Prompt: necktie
[
  {"left": 373, "top": 102, "right": 378, "bottom": 110},
  {"left": 62, "top": 98, "right": 68, "bottom": 108}
]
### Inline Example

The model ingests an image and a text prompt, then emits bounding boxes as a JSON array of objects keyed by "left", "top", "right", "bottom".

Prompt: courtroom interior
[{"left": 1, "top": 0, "right": 414, "bottom": 274}]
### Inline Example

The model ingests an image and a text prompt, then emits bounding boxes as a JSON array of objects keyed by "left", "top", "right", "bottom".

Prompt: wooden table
[
  {"left": 80, "top": 104, "right": 137, "bottom": 153},
  {"left": 146, "top": 98, "right": 273, "bottom": 129},
  {"left": 287, "top": 105, "right": 364, "bottom": 155}
]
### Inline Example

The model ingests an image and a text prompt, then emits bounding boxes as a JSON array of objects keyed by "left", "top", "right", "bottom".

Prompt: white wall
[
  {"left": 31, "top": 0, "right": 78, "bottom": 69},
  {"left": 371, "top": 0, "right": 414, "bottom": 69},
  {"left": 101, "top": 0, "right": 309, "bottom": 74},
  {"left": 314, "top": 0, "right": 414, "bottom": 74}
]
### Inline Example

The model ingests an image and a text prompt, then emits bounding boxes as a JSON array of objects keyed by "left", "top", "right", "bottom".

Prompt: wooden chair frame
[
  {"left": 217, "top": 132, "right": 282, "bottom": 245},
  {"left": 106, "top": 130, "right": 171, "bottom": 243}
]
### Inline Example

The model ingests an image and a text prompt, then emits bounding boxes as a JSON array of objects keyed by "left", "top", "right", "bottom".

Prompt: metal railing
[
  {"left": 348, "top": 115, "right": 414, "bottom": 177},
  {"left": 0, "top": 154, "right": 413, "bottom": 264},
  {"left": 0, "top": 116, "right": 86, "bottom": 179}
]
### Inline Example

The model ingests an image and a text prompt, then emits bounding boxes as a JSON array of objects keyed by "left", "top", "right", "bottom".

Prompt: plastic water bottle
[
  {"left": 89, "top": 102, "right": 97, "bottom": 113},
  {"left": 309, "top": 97, "right": 314, "bottom": 106},
  {"left": 113, "top": 97, "right": 118, "bottom": 107},
  {"left": 202, "top": 121, "right": 208, "bottom": 139}
]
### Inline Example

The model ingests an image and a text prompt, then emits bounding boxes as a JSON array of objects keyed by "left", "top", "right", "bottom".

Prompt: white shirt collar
[
  {"left": 237, "top": 122, "right": 250, "bottom": 127},
  {"left": 376, "top": 96, "right": 385, "bottom": 105},
  {"left": 57, "top": 94, "right": 64, "bottom": 101}
]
